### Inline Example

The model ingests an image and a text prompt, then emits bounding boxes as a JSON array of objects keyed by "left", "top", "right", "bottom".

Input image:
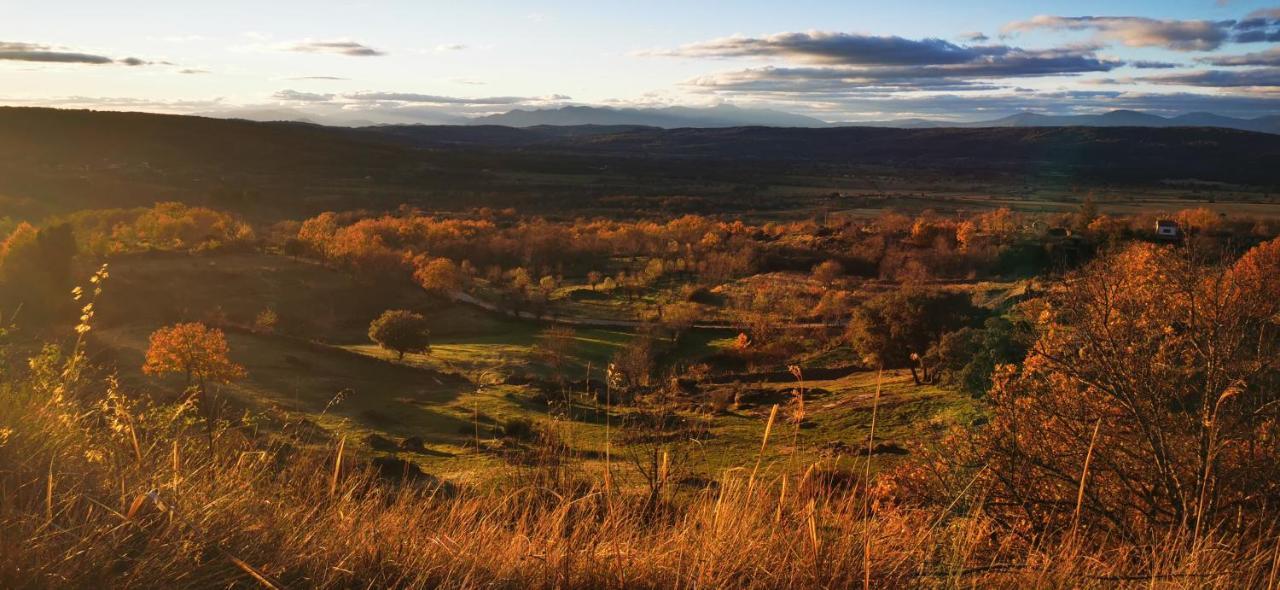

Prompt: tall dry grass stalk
[
  {"left": 329, "top": 435, "right": 346, "bottom": 497},
  {"left": 2, "top": 371, "right": 1274, "bottom": 589},
  {"left": 863, "top": 369, "right": 882, "bottom": 590},
  {"left": 749, "top": 404, "right": 779, "bottom": 491},
  {"left": 3, "top": 281, "right": 1279, "bottom": 588},
  {"left": 1070, "top": 417, "right": 1103, "bottom": 540}
]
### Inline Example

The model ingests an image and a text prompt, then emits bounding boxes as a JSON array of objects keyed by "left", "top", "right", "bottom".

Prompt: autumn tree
[
  {"left": 297, "top": 211, "right": 340, "bottom": 260},
  {"left": 923, "top": 315, "right": 1027, "bottom": 397},
  {"left": 368, "top": 310, "right": 431, "bottom": 360},
  {"left": 846, "top": 288, "right": 980, "bottom": 384},
  {"left": 1175, "top": 207, "right": 1223, "bottom": 235},
  {"left": 814, "top": 290, "right": 853, "bottom": 325},
  {"left": 811, "top": 260, "right": 843, "bottom": 287},
  {"left": 143, "top": 322, "right": 245, "bottom": 391},
  {"left": 964, "top": 239, "right": 1280, "bottom": 540},
  {"left": 0, "top": 222, "right": 77, "bottom": 322},
  {"left": 612, "top": 331, "right": 656, "bottom": 391},
  {"left": 955, "top": 221, "right": 979, "bottom": 252},
  {"left": 143, "top": 323, "right": 245, "bottom": 456},
  {"left": 1073, "top": 194, "right": 1099, "bottom": 232},
  {"left": 659, "top": 302, "right": 701, "bottom": 345},
  {"left": 413, "top": 256, "right": 463, "bottom": 296}
]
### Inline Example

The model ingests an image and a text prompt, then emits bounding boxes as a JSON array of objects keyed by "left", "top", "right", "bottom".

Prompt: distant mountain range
[
  {"left": 843, "top": 110, "right": 1280, "bottom": 135},
  {"left": 200, "top": 103, "right": 1279, "bottom": 134},
  {"left": 471, "top": 105, "right": 829, "bottom": 128},
  {"left": 470, "top": 106, "right": 1280, "bottom": 134}
]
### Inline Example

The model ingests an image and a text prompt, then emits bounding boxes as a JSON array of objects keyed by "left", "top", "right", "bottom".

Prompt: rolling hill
[{"left": 2, "top": 107, "right": 1279, "bottom": 219}]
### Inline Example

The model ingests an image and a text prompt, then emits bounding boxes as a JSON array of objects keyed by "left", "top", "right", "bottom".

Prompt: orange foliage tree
[
  {"left": 143, "top": 322, "right": 245, "bottom": 396},
  {"left": 412, "top": 255, "right": 463, "bottom": 295},
  {"left": 922, "top": 239, "right": 1280, "bottom": 542},
  {"left": 143, "top": 322, "right": 245, "bottom": 456}
]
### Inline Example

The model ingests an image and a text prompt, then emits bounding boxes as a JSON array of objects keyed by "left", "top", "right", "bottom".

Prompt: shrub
[
  {"left": 500, "top": 417, "right": 536, "bottom": 440},
  {"left": 926, "top": 239, "right": 1280, "bottom": 541}
]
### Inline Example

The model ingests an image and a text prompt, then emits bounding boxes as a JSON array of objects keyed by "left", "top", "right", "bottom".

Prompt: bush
[
  {"left": 909, "top": 239, "right": 1280, "bottom": 541},
  {"left": 500, "top": 417, "right": 536, "bottom": 440}
]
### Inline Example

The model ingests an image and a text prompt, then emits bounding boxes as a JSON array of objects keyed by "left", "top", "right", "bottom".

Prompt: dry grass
[
  {"left": 1, "top": 265, "right": 1274, "bottom": 589},
  {"left": 1, "top": 360, "right": 1276, "bottom": 590}
]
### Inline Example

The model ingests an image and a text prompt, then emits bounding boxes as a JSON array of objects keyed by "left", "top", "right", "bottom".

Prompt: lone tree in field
[
  {"left": 368, "top": 309, "right": 431, "bottom": 360},
  {"left": 143, "top": 322, "right": 245, "bottom": 396},
  {"left": 143, "top": 322, "right": 245, "bottom": 457}
]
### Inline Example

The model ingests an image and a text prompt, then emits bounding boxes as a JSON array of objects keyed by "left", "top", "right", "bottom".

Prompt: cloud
[
  {"left": 273, "top": 89, "right": 573, "bottom": 108},
  {"left": 682, "top": 46, "right": 1120, "bottom": 95},
  {"left": 284, "top": 40, "right": 385, "bottom": 56},
  {"left": 179, "top": 68, "right": 210, "bottom": 74},
  {"left": 1003, "top": 10, "right": 1280, "bottom": 49},
  {"left": 263, "top": 88, "right": 576, "bottom": 124},
  {"left": 0, "top": 42, "right": 170, "bottom": 67},
  {"left": 434, "top": 44, "right": 467, "bottom": 52},
  {"left": 1230, "top": 8, "right": 1280, "bottom": 42},
  {"left": 1199, "top": 47, "right": 1280, "bottom": 66},
  {"left": 687, "top": 67, "right": 1004, "bottom": 93},
  {"left": 0, "top": 41, "right": 114, "bottom": 64},
  {"left": 651, "top": 29, "right": 1280, "bottom": 122},
  {"left": 272, "top": 89, "right": 335, "bottom": 102},
  {"left": 1002, "top": 15, "right": 1234, "bottom": 51},
  {"left": 289, "top": 75, "right": 349, "bottom": 80},
  {"left": 1130, "top": 60, "right": 1180, "bottom": 69},
  {"left": 1235, "top": 8, "right": 1280, "bottom": 29},
  {"left": 648, "top": 32, "right": 1010, "bottom": 65},
  {"left": 1119, "top": 67, "right": 1280, "bottom": 88},
  {"left": 0, "top": 95, "right": 228, "bottom": 112},
  {"left": 958, "top": 32, "right": 989, "bottom": 43},
  {"left": 651, "top": 31, "right": 1119, "bottom": 96},
  {"left": 341, "top": 92, "right": 539, "bottom": 105}
]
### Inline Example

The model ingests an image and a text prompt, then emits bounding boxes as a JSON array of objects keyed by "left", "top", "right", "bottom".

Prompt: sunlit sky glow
[{"left": 3, "top": 0, "right": 1279, "bottom": 124}]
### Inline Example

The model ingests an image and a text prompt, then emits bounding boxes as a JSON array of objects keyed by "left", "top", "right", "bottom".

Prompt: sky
[{"left": 2, "top": 0, "right": 1279, "bottom": 124}]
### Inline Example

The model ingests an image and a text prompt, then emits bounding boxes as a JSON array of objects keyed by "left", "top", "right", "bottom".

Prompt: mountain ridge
[
  {"left": 192, "top": 103, "right": 1279, "bottom": 134},
  {"left": 473, "top": 104, "right": 830, "bottom": 128},
  {"left": 842, "top": 109, "right": 1280, "bottom": 134}
]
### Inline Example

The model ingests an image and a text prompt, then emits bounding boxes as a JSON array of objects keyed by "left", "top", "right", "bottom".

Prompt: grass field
[{"left": 87, "top": 250, "right": 981, "bottom": 485}]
